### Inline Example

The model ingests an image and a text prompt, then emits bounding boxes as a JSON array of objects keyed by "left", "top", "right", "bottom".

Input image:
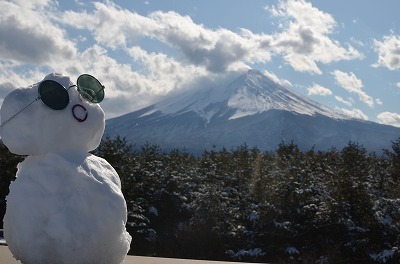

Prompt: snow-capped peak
[
  {"left": 105, "top": 69, "right": 400, "bottom": 155},
  {"left": 226, "top": 69, "right": 346, "bottom": 120},
  {"left": 150, "top": 69, "right": 346, "bottom": 122}
]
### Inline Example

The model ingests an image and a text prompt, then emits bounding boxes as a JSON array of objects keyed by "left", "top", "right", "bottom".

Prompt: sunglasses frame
[
  {"left": 39, "top": 74, "right": 105, "bottom": 110},
  {"left": 0, "top": 74, "right": 105, "bottom": 127}
]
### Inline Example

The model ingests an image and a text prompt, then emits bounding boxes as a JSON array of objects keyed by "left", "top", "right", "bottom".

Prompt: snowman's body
[{"left": 1, "top": 73, "right": 131, "bottom": 264}]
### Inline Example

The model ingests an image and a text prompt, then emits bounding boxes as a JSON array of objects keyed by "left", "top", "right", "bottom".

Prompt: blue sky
[{"left": 1, "top": 0, "right": 400, "bottom": 127}]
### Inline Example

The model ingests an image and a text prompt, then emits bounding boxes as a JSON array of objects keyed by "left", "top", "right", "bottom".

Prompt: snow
[
  {"left": 370, "top": 248, "right": 398, "bottom": 263},
  {"left": 286, "top": 247, "right": 300, "bottom": 255},
  {"left": 231, "top": 248, "right": 265, "bottom": 259},
  {"left": 153, "top": 69, "right": 347, "bottom": 122},
  {"left": 226, "top": 70, "right": 346, "bottom": 120},
  {"left": 1, "top": 73, "right": 104, "bottom": 155},
  {"left": 274, "top": 221, "right": 291, "bottom": 230},
  {"left": 139, "top": 108, "right": 158, "bottom": 118},
  {"left": 149, "top": 206, "right": 159, "bottom": 216},
  {"left": 0, "top": 73, "right": 131, "bottom": 264},
  {"left": 248, "top": 211, "right": 260, "bottom": 222},
  {"left": 155, "top": 83, "right": 234, "bottom": 123},
  {"left": 105, "top": 69, "right": 400, "bottom": 154}
]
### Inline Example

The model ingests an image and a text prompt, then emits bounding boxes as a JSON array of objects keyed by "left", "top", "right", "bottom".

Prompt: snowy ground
[{"left": 0, "top": 246, "right": 263, "bottom": 264}]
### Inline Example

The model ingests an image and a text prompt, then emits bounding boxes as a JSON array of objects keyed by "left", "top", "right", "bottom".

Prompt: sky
[{"left": 0, "top": 0, "right": 400, "bottom": 127}]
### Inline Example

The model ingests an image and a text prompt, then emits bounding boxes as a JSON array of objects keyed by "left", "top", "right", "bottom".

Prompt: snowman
[{"left": 0, "top": 73, "right": 132, "bottom": 264}]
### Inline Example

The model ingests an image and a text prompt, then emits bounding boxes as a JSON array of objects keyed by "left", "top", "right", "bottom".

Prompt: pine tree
[{"left": 331, "top": 142, "right": 374, "bottom": 260}]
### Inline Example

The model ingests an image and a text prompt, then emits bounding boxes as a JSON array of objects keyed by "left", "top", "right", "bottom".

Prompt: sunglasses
[{"left": 1, "top": 74, "right": 105, "bottom": 127}]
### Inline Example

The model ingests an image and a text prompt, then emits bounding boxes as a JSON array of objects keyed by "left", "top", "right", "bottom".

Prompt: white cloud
[
  {"left": 77, "top": 45, "right": 214, "bottom": 117},
  {"left": 373, "top": 34, "right": 400, "bottom": 70},
  {"left": 0, "top": 60, "right": 45, "bottom": 88},
  {"left": 0, "top": 1, "right": 372, "bottom": 119},
  {"left": 60, "top": 1, "right": 362, "bottom": 75},
  {"left": 266, "top": 0, "right": 362, "bottom": 74},
  {"left": 0, "top": 1, "right": 219, "bottom": 118},
  {"left": 62, "top": 3, "right": 270, "bottom": 73},
  {"left": 0, "top": 1, "right": 77, "bottom": 65},
  {"left": 335, "top": 96, "right": 353, "bottom": 107},
  {"left": 307, "top": 83, "right": 332, "bottom": 96},
  {"left": 350, "top": 37, "right": 365, "bottom": 47},
  {"left": 396, "top": 82, "right": 400, "bottom": 89},
  {"left": 62, "top": 2, "right": 156, "bottom": 49},
  {"left": 377, "top": 112, "right": 400, "bottom": 127},
  {"left": 332, "top": 70, "right": 374, "bottom": 107},
  {"left": 127, "top": 46, "right": 209, "bottom": 93},
  {"left": 337, "top": 107, "right": 368, "bottom": 120},
  {"left": 263, "top": 70, "right": 293, "bottom": 87}
]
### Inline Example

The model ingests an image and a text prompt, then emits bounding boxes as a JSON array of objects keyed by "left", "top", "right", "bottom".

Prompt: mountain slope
[
  {"left": 133, "top": 69, "right": 346, "bottom": 122},
  {"left": 105, "top": 70, "right": 400, "bottom": 154}
]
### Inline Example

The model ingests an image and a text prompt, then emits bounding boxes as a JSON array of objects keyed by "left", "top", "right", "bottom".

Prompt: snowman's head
[{"left": 0, "top": 73, "right": 105, "bottom": 155}]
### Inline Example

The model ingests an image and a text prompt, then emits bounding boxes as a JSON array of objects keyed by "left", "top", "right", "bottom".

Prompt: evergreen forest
[{"left": 1, "top": 137, "right": 400, "bottom": 263}]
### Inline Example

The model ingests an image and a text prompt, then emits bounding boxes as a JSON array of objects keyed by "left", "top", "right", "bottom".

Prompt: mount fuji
[{"left": 105, "top": 69, "right": 400, "bottom": 154}]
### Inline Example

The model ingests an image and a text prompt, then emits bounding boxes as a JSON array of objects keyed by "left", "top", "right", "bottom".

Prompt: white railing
[{"left": 0, "top": 246, "right": 265, "bottom": 264}]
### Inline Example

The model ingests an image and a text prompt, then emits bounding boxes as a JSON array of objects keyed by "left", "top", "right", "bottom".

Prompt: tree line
[{"left": 1, "top": 137, "right": 400, "bottom": 263}]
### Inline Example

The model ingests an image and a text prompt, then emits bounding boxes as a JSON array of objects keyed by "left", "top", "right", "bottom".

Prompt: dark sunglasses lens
[
  {"left": 38, "top": 80, "right": 69, "bottom": 110},
  {"left": 77, "top": 74, "right": 104, "bottom": 103}
]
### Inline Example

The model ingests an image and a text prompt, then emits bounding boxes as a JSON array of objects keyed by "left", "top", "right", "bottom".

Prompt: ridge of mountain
[
  {"left": 105, "top": 69, "right": 400, "bottom": 154},
  {"left": 137, "top": 69, "right": 347, "bottom": 123}
]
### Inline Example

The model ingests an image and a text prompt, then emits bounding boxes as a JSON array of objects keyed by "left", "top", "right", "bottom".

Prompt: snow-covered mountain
[
  {"left": 134, "top": 69, "right": 346, "bottom": 122},
  {"left": 105, "top": 69, "right": 400, "bottom": 154}
]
